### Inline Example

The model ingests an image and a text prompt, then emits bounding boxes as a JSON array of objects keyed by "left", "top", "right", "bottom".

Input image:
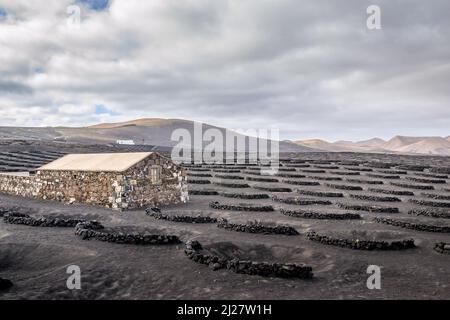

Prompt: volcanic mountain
[
  {"left": 294, "top": 135, "right": 450, "bottom": 155},
  {"left": 0, "top": 118, "right": 315, "bottom": 152}
]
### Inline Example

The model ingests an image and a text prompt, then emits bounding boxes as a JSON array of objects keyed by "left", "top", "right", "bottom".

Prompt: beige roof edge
[{"left": 38, "top": 152, "right": 157, "bottom": 172}]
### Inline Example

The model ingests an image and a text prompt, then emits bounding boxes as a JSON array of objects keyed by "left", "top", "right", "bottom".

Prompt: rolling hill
[
  {"left": 1, "top": 118, "right": 448, "bottom": 155},
  {"left": 0, "top": 118, "right": 316, "bottom": 153},
  {"left": 294, "top": 135, "right": 450, "bottom": 155}
]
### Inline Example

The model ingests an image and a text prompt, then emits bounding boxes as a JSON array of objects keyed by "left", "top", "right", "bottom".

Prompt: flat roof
[
  {"left": 0, "top": 172, "right": 31, "bottom": 177},
  {"left": 38, "top": 152, "right": 154, "bottom": 172}
]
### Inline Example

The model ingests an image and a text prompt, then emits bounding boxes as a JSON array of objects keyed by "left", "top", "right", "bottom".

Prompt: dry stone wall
[
  {"left": 0, "top": 174, "right": 37, "bottom": 198},
  {"left": 184, "top": 240, "right": 313, "bottom": 279},
  {"left": 0, "top": 153, "right": 188, "bottom": 210},
  {"left": 122, "top": 154, "right": 188, "bottom": 209},
  {"left": 36, "top": 170, "right": 120, "bottom": 208}
]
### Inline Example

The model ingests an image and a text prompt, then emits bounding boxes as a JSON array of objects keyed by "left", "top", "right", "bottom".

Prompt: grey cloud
[
  {"left": 0, "top": 80, "right": 33, "bottom": 94},
  {"left": 0, "top": 0, "right": 449, "bottom": 141}
]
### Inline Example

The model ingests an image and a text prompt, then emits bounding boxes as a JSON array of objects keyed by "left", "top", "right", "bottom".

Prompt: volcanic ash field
[{"left": 1, "top": 150, "right": 450, "bottom": 299}]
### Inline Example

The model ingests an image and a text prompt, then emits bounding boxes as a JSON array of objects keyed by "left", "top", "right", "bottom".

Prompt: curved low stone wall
[
  {"left": 213, "top": 169, "right": 241, "bottom": 173},
  {"left": 346, "top": 178, "right": 383, "bottom": 185},
  {"left": 390, "top": 182, "right": 434, "bottom": 190},
  {"left": 184, "top": 240, "right": 313, "bottom": 279},
  {"left": 366, "top": 162, "right": 394, "bottom": 169},
  {"left": 278, "top": 168, "right": 297, "bottom": 172},
  {"left": 280, "top": 208, "right": 361, "bottom": 220},
  {"left": 276, "top": 173, "right": 306, "bottom": 178},
  {"left": 374, "top": 217, "right": 450, "bottom": 233},
  {"left": 301, "top": 169, "right": 326, "bottom": 173},
  {"left": 242, "top": 170, "right": 263, "bottom": 176},
  {"left": 282, "top": 180, "right": 320, "bottom": 186},
  {"left": 296, "top": 190, "right": 344, "bottom": 198},
  {"left": 204, "top": 165, "right": 247, "bottom": 169},
  {"left": 214, "top": 174, "right": 244, "bottom": 180},
  {"left": 213, "top": 182, "right": 250, "bottom": 188},
  {"left": 409, "top": 199, "right": 450, "bottom": 208},
  {"left": 314, "top": 165, "right": 339, "bottom": 169},
  {"left": 309, "top": 160, "right": 334, "bottom": 165},
  {"left": 271, "top": 196, "right": 332, "bottom": 206},
  {"left": 306, "top": 231, "right": 415, "bottom": 250},
  {"left": 75, "top": 222, "right": 181, "bottom": 244},
  {"left": 368, "top": 188, "right": 414, "bottom": 196},
  {"left": 397, "top": 165, "right": 428, "bottom": 172},
  {"left": 307, "top": 176, "right": 342, "bottom": 181},
  {"left": 330, "top": 171, "right": 360, "bottom": 176},
  {"left": 408, "top": 209, "right": 450, "bottom": 219},
  {"left": 246, "top": 176, "right": 280, "bottom": 183},
  {"left": 145, "top": 209, "right": 217, "bottom": 223},
  {"left": 187, "top": 173, "right": 213, "bottom": 177},
  {"left": 209, "top": 201, "right": 274, "bottom": 212},
  {"left": 3, "top": 213, "right": 87, "bottom": 228},
  {"left": 254, "top": 185, "right": 294, "bottom": 191},
  {"left": 416, "top": 173, "right": 448, "bottom": 179},
  {"left": 337, "top": 203, "right": 399, "bottom": 213},
  {"left": 434, "top": 242, "right": 450, "bottom": 254},
  {"left": 217, "top": 219, "right": 299, "bottom": 235},
  {"left": 219, "top": 192, "right": 270, "bottom": 199},
  {"left": 188, "top": 179, "right": 211, "bottom": 184},
  {"left": 187, "top": 168, "right": 210, "bottom": 172},
  {"left": 0, "top": 206, "right": 34, "bottom": 217},
  {"left": 349, "top": 194, "right": 401, "bottom": 202},
  {"left": 429, "top": 167, "right": 450, "bottom": 174},
  {"left": 339, "top": 161, "right": 363, "bottom": 166},
  {"left": 326, "top": 183, "right": 363, "bottom": 191},
  {"left": 378, "top": 170, "right": 407, "bottom": 175},
  {"left": 366, "top": 174, "right": 400, "bottom": 179},
  {"left": 421, "top": 193, "right": 450, "bottom": 201},
  {"left": 245, "top": 167, "right": 264, "bottom": 171},
  {"left": 406, "top": 177, "right": 446, "bottom": 184},
  {"left": 188, "top": 189, "right": 219, "bottom": 196},
  {"left": 344, "top": 167, "right": 373, "bottom": 172}
]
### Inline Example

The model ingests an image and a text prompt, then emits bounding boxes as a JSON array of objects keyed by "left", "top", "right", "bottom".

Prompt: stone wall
[
  {"left": 434, "top": 242, "right": 450, "bottom": 254},
  {"left": 306, "top": 231, "right": 416, "bottom": 250},
  {"left": 3, "top": 212, "right": 86, "bottom": 227},
  {"left": 184, "top": 240, "right": 313, "bottom": 279},
  {"left": 0, "top": 153, "right": 188, "bottom": 210},
  {"left": 121, "top": 153, "right": 188, "bottom": 209},
  {"left": 75, "top": 221, "right": 181, "bottom": 245},
  {"left": 0, "top": 174, "right": 38, "bottom": 198},
  {"left": 36, "top": 170, "right": 121, "bottom": 208}
]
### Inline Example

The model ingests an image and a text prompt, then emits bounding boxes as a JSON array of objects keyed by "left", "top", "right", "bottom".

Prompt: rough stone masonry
[{"left": 0, "top": 152, "right": 188, "bottom": 210}]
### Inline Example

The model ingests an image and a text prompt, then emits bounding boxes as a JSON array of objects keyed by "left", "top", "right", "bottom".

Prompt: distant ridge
[
  {"left": 0, "top": 118, "right": 316, "bottom": 153},
  {"left": 355, "top": 138, "right": 386, "bottom": 147},
  {"left": 294, "top": 135, "right": 450, "bottom": 155},
  {"left": 87, "top": 118, "right": 191, "bottom": 129},
  {"left": 1, "top": 118, "right": 449, "bottom": 155}
]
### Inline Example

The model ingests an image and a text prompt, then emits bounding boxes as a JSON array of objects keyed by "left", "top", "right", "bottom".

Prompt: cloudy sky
[{"left": 0, "top": 0, "right": 449, "bottom": 141}]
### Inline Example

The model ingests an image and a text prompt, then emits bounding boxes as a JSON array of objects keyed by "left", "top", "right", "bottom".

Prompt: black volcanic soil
[{"left": 1, "top": 147, "right": 450, "bottom": 300}]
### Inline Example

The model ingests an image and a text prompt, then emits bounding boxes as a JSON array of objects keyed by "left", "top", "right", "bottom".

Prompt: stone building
[{"left": 0, "top": 152, "right": 188, "bottom": 210}]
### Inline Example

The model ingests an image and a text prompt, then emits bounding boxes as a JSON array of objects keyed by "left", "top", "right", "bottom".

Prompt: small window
[{"left": 150, "top": 165, "right": 162, "bottom": 184}]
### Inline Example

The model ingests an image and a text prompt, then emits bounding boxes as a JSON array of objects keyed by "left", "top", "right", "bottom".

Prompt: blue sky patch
[
  {"left": 75, "top": 0, "right": 109, "bottom": 11},
  {"left": 33, "top": 67, "right": 45, "bottom": 74},
  {"left": 0, "top": 7, "right": 7, "bottom": 20},
  {"left": 95, "top": 105, "right": 119, "bottom": 116}
]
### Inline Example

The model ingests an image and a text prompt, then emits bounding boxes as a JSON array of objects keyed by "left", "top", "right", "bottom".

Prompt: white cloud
[{"left": 0, "top": 0, "right": 449, "bottom": 140}]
